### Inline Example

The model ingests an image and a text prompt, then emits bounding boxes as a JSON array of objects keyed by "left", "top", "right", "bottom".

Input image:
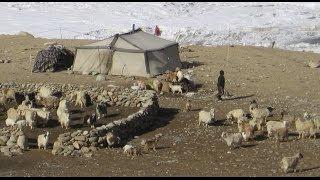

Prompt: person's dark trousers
[{"left": 216, "top": 86, "right": 224, "bottom": 100}]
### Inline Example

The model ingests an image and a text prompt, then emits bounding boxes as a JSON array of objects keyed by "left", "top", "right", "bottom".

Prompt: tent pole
[{"left": 29, "top": 54, "right": 32, "bottom": 73}]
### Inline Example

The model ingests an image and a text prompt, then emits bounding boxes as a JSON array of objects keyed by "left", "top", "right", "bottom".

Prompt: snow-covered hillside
[{"left": 1, "top": 2, "right": 320, "bottom": 53}]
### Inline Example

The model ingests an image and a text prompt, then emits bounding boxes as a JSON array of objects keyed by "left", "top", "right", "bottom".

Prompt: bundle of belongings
[{"left": 32, "top": 44, "right": 74, "bottom": 73}]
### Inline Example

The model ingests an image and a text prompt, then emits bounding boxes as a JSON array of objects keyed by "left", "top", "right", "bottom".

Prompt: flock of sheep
[
  {"left": 196, "top": 98, "right": 320, "bottom": 173},
  {"left": 0, "top": 86, "right": 108, "bottom": 151},
  {"left": 131, "top": 67, "right": 196, "bottom": 94},
  {"left": 0, "top": 65, "right": 318, "bottom": 174}
]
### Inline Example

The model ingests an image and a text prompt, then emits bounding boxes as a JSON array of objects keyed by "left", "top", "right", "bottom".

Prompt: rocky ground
[{"left": 0, "top": 35, "right": 320, "bottom": 176}]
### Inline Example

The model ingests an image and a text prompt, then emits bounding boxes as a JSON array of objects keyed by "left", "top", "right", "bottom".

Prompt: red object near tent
[{"left": 154, "top": 25, "right": 161, "bottom": 36}]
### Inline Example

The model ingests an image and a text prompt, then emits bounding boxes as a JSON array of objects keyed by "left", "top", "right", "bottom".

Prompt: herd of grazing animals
[
  {"left": 0, "top": 65, "right": 317, "bottom": 173},
  {"left": 0, "top": 86, "right": 106, "bottom": 151}
]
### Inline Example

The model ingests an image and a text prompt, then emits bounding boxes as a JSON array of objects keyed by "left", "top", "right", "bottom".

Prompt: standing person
[
  {"left": 216, "top": 70, "right": 225, "bottom": 101},
  {"left": 132, "top": 24, "right": 135, "bottom": 31},
  {"left": 154, "top": 25, "right": 161, "bottom": 36}
]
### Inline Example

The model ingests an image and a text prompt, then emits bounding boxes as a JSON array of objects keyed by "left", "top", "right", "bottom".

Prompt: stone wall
[
  {"left": 0, "top": 82, "right": 159, "bottom": 157},
  {"left": 0, "top": 82, "right": 154, "bottom": 108},
  {"left": 52, "top": 90, "right": 159, "bottom": 157}
]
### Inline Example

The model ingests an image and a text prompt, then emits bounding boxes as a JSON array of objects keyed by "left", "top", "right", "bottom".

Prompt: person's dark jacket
[{"left": 217, "top": 74, "right": 225, "bottom": 88}]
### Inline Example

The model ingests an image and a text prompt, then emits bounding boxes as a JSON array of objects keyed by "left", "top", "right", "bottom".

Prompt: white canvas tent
[{"left": 73, "top": 28, "right": 182, "bottom": 77}]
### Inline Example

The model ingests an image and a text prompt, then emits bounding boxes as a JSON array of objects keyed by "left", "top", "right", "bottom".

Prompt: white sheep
[
  {"left": 177, "top": 70, "right": 184, "bottom": 82},
  {"left": 75, "top": 91, "right": 87, "bottom": 108},
  {"left": 198, "top": 108, "right": 215, "bottom": 127},
  {"left": 5, "top": 118, "right": 17, "bottom": 127},
  {"left": 266, "top": 121, "right": 289, "bottom": 138},
  {"left": 17, "top": 133, "right": 27, "bottom": 150},
  {"left": 221, "top": 132, "right": 244, "bottom": 149},
  {"left": 280, "top": 153, "right": 303, "bottom": 173},
  {"left": 25, "top": 109, "right": 37, "bottom": 129},
  {"left": 295, "top": 118, "right": 316, "bottom": 139},
  {"left": 34, "top": 108, "right": 51, "bottom": 127},
  {"left": 106, "top": 132, "right": 120, "bottom": 148},
  {"left": 123, "top": 144, "right": 133, "bottom": 154},
  {"left": 38, "top": 86, "right": 53, "bottom": 98},
  {"left": 37, "top": 131, "right": 50, "bottom": 150},
  {"left": 169, "top": 84, "right": 183, "bottom": 94},
  {"left": 1, "top": 88, "right": 15, "bottom": 103},
  {"left": 123, "top": 144, "right": 142, "bottom": 158},
  {"left": 17, "top": 101, "right": 30, "bottom": 117},
  {"left": 57, "top": 99, "right": 69, "bottom": 121},
  {"left": 251, "top": 106, "right": 274, "bottom": 121},
  {"left": 226, "top": 109, "right": 245, "bottom": 124},
  {"left": 7, "top": 107, "right": 22, "bottom": 121},
  {"left": 60, "top": 111, "right": 71, "bottom": 129}
]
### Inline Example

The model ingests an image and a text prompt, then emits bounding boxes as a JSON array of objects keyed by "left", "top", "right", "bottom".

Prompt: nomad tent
[{"left": 72, "top": 28, "right": 182, "bottom": 77}]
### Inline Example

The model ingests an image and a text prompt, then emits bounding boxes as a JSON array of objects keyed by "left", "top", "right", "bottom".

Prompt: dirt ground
[{"left": 1, "top": 35, "right": 320, "bottom": 176}]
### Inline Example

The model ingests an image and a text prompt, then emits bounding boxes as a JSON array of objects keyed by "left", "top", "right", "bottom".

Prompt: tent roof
[{"left": 76, "top": 28, "right": 178, "bottom": 51}]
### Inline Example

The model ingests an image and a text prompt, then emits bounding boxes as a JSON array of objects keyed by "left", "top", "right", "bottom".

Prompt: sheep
[
  {"left": 221, "top": 132, "right": 244, "bottom": 149},
  {"left": 60, "top": 111, "right": 71, "bottom": 129},
  {"left": 161, "top": 82, "right": 172, "bottom": 93},
  {"left": 249, "top": 100, "right": 258, "bottom": 114},
  {"left": 295, "top": 118, "right": 316, "bottom": 139},
  {"left": 280, "top": 153, "right": 303, "bottom": 173},
  {"left": 1, "top": 88, "right": 16, "bottom": 103},
  {"left": 136, "top": 80, "right": 146, "bottom": 90},
  {"left": 17, "top": 133, "right": 27, "bottom": 150},
  {"left": 38, "top": 86, "right": 53, "bottom": 98},
  {"left": 7, "top": 107, "right": 22, "bottom": 121},
  {"left": 15, "top": 120, "right": 27, "bottom": 130},
  {"left": 226, "top": 109, "right": 245, "bottom": 124},
  {"left": 164, "top": 71, "right": 178, "bottom": 83},
  {"left": 75, "top": 91, "right": 87, "bottom": 108},
  {"left": 37, "top": 131, "right": 50, "bottom": 150},
  {"left": 169, "top": 84, "right": 183, "bottom": 94},
  {"left": 237, "top": 117, "right": 254, "bottom": 141},
  {"left": 266, "top": 121, "right": 289, "bottom": 139},
  {"left": 5, "top": 118, "right": 17, "bottom": 127},
  {"left": 152, "top": 79, "right": 163, "bottom": 93},
  {"left": 35, "top": 95, "right": 59, "bottom": 109},
  {"left": 96, "top": 102, "right": 107, "bottom": 120},
  {"left": 177, "top": 70, "right": 184, "bottom": 82},
  {"left": 185, "top": 100, "right": 191, "bottom": 112},
  {"left": 25, "top": 109, "right": 37, "bottom": 129},
  {"left": 274, "top": 127, "right": 289, "bottom": 142},
  {"left": 17, "top": 101, "right": 31, "bottom": 117},
  {"left": 140, "top": 133, "right": 163, "bottom": 152},
  {"left": 251, "top": 106, "right": 274, "bottom": 120},
  {"left": 280, "top": 110, "right": 296, "bottom": 130},
  {"left": 87, "top": 113, "right": 97, "bottom": 128},
  {"left": 198, "top": 108, "right": 215, "bottom": 127},
  {"left": 57, "top": 99, "right": 69, "bottom": 124},
  {"left": 34, "top": 108, "right": 52, "bottom": 127},
  {"left": 106, "top": 132, "right": 120, "bottom": 148},
  {"left": 312, "top": 118, "right": 320, "bottom": 131},
  {"left": 123, "top": 144, "right": 142, "bottom": 158}
]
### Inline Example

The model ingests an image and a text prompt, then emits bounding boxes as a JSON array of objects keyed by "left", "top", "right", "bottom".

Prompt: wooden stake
[
  {"left": 29, "top": 54, "right": 32, "bottom": 73},
  {"left": 226, "top": 45, "right": 230, "bottom": 61}
]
